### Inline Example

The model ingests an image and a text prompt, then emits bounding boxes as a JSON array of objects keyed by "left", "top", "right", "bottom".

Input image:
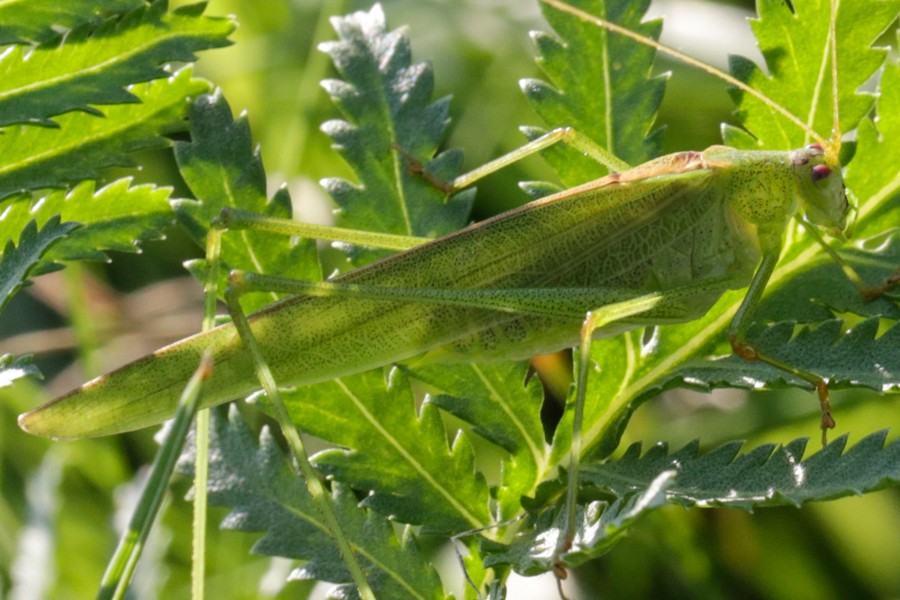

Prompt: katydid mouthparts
[{"left": 18, "top": 143, "right": 848, "bottom": 441}]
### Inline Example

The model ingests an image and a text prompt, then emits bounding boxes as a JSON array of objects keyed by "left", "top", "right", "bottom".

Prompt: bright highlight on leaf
[{"left": 0, "top": 353, "right": 40, "bottom": 388}]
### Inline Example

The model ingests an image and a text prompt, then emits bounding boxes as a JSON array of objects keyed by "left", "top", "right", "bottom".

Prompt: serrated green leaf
[
  {"left": 582, "top": 430, "right": 900, "bottom": 509},
  {"left": 723, "top": 0, "right": 900, "bottom": 150},
  {"left": 173, "top": 90, "right": 320, "bottom": 312},
  {"left": 673, "top": 317, "right": 899, "bottom": 393},
  {"left": 406, "top": 361, "right": 550, "bottom": 521},
  {"left": 0, "top": 178, "right": 173, "bottom": 268},
  {"left": 0, "top": 1, "right": 233, "bottom": 127},
  {"left": 0, "top": 67, "right": 209, "bottom": 200},
  {"left": 0, "top": 353, "right": 40, "bottom": 387},
  {"left": 525, "top": 0, "right": 664, "bottom": 185},
  {"left": 0, "top": 0, "right": 142, "bottom": 45},
  {"left": 318, "top": 4, "right": 473, "bottom": 268},
  {"left": 277, "top": 367, "right": 492, "bottom": 534},
  {"left": 0, "top": 216, "right": 79, "bottom": 314},
  {"left": 483, "top": 470, "right": 674, "bottom": 574},
  {"left": 195, "top": 406, "right": 447, "bottom": 600}
]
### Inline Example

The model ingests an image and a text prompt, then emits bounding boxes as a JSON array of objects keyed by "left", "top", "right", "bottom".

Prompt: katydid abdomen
[{"left": 21, "top": 145, "right": 838, "bottom": 439}]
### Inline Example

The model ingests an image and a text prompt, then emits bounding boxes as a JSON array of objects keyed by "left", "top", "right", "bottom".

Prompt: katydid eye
[{"left": 811, "top": 164, "right": 832, "bottom": 182}]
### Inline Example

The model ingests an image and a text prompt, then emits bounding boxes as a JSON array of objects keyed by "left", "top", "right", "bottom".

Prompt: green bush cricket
[
  {"left": 16, "top": 144, "right": 852, "bottom": 438},
  {"left": 20, "top": 3, "right": 868, "bottom": 440},
  {"left": 16, "top": 0, "right": 898, "bottom": 591}
]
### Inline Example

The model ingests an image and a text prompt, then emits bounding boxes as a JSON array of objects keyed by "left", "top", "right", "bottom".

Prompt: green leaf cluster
[
  {"left": 3, "top": 0, "right": 899, "bottom": 598},
  {"left": 0, "top": 1, "right": 232, "bottom": 383}
]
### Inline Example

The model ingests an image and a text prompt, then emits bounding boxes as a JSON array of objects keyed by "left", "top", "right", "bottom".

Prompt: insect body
[{"left": 18, "top": 144, "right": 847, "bottom": 439}]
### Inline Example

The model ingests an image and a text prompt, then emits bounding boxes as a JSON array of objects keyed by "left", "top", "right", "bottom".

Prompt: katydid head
[{"left": 790, "top": 143, "right": 849, "bottom": 238}]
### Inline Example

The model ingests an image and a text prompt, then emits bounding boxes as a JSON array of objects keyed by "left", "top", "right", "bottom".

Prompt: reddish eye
[{"left": 811, "top": 164, "right": 831, "bottom": 182}]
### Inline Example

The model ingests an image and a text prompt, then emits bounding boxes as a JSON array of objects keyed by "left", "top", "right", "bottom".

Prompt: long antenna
[
  {"left": 540, "top": 0, "right": 829, "bottom": 147},
  {"left": 828, "top": 0, "right": 842, "bottom": 163}
]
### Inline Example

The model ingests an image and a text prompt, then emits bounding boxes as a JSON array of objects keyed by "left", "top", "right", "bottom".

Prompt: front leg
[{"left": 728, "top": 250, "right": 835, "bottom": 445}]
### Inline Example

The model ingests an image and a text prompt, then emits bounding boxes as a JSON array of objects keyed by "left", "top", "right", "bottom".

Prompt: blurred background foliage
[{"left": 1, "top": 0, "right": 898, "bottom": 598}]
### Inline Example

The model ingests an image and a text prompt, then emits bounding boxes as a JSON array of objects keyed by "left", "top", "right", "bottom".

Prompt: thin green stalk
[
  {"left": 191, "top": 411, "right": 210, "bottom": 600},
  {"left": 191, "top": 227, "right": 226, "bottom": 599}
]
